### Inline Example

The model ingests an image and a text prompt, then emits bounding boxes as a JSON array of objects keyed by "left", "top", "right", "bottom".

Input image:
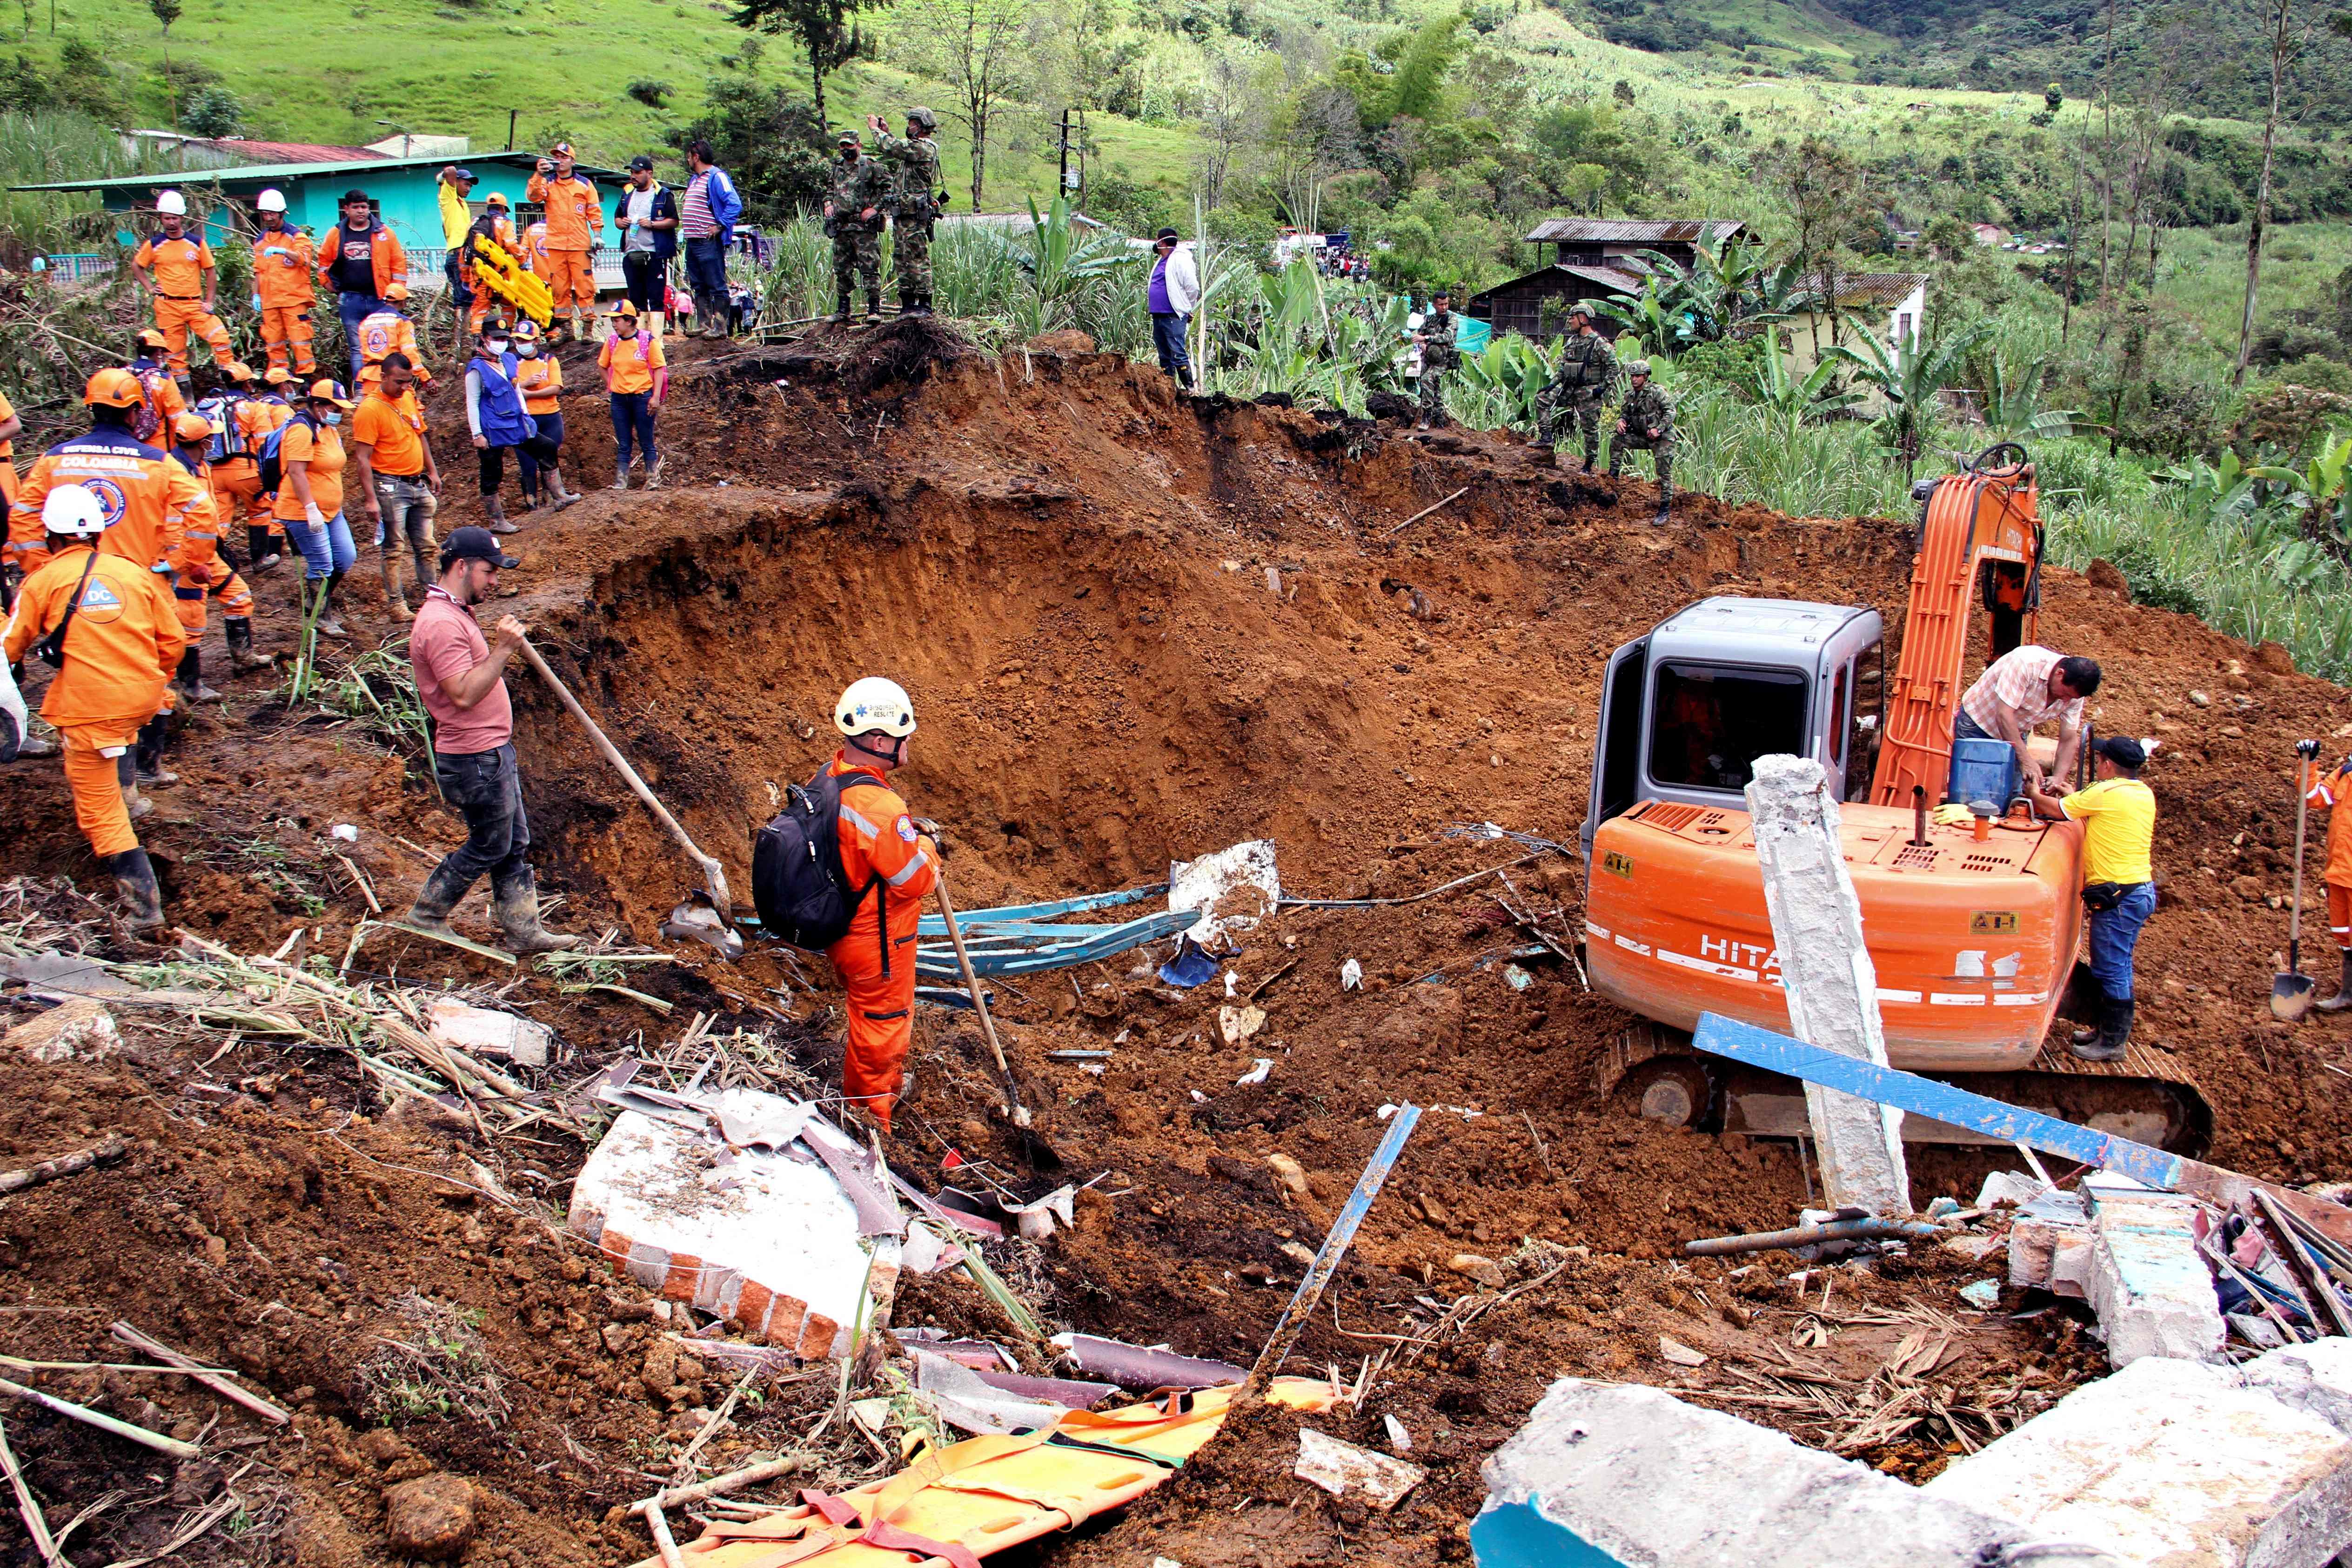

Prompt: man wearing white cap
[{"left": 248, "top": 188, "right": 317, "bottom": 377}]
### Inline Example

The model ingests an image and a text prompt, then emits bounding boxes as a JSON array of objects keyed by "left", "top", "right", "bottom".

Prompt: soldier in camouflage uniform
[
  {"left": 870, "top": 107, "right": 945, "bottom": 316},
  {"left": 1609, "top": 359, "right": 1676, "bottom": 524},
  {"left": 824, "top": 133, "right": 891, "bottom": 324},
  {"left": 1413, "top": 290, "right": 1458, "bottom": 430},
  {"left": 1535, "top": 306, "right": 1617, "bottom": 470}
]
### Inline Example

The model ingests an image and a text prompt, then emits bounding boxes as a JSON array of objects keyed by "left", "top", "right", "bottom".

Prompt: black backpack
[
  {"left": 254, "top": 410, "right": 319, "bottom": 497},
  {"left": 752, "top": 766, "right": 885, "bottom": 955}
]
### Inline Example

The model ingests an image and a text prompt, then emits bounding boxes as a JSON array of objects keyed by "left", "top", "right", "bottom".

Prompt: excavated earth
[{"left": 0, "top": 321, "right": 2345, "bottom": 1566}]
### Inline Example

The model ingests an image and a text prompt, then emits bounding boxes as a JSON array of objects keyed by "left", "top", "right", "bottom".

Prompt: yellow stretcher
[
  {"left": 629, "top": 1380, "right": 1336, "bottom": 1568},
  {"left": 469, "top": 236, "right": 554, "bottom": 328}
]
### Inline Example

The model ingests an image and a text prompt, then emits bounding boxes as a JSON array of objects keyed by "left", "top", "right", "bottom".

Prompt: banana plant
[
  {"left": 999, "top": 194, "right": 1141, "bottom": 338},
  {"left": 1452, "top": 333, "right": 1553, "bottom": 431},
  {"left": 1747, "top": 331, "right": 1863, "bottom": 422},
  {"left": 2250, "top": 436, "right": 2352, "bottom": 562},
  {"left": 1825, "top": 316, "right": 1990, "bottom": 482}
]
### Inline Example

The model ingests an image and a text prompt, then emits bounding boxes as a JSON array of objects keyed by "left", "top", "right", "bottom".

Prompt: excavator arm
[{"left": 1869, "top": 442, "right": 2044, "bottom": 808}]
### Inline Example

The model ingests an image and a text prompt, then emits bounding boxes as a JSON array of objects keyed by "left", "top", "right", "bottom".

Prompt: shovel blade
[{"left": 2274, "top": 972, "right": 2317, "bottom": 1023}]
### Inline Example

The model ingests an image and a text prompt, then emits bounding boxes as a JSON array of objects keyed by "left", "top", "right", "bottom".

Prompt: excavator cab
[{"left": 1580, "top": 598, "right": 1886, "bottom": 868}]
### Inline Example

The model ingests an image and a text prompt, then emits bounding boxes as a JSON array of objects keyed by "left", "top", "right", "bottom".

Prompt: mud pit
[{"left": 0, "top": 323, "right": 2347, "bottom": 1566}]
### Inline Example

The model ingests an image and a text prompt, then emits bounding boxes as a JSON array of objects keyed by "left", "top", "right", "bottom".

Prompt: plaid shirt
[{"left": 1960, "top": 645, "right": 2083, "bottom": 737}]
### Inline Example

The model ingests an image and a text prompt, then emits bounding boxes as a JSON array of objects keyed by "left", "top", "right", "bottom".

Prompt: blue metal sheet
[
  {"left": 914, "top": 883, "right": 1168, "bottom": 933},
  {"left": 1688, "top": 1011, "right": 2187, "bottom": 1192},
  {"left": 915, "top": 907, "right": 1194, "bottom": 980}
]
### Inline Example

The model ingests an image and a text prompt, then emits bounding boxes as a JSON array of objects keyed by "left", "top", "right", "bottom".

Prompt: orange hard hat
[
  {"left": 84, "top": 368, "right": 145, "bottom": 409},
  {"left": 171, "top": 412, "right": 215, "bottom": 442},
  {"left": 263, "top": 366, "right": 295, "bottom": 385},
  {"left": 382, "top": 279, "right": 410, "bottom": 302},
  {"left": 135, "top": 328, "right": 168, "bottom": 349}
]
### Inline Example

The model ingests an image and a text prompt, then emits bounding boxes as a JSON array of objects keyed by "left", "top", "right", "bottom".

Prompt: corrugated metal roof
[
  {"left": 1523, "top": 218, "right": 1747, "bottom": 245},
  {"left": 1794, "top": 271, "right": 1931, "bottom": 310},
  {"left": 10, "top": 150, "right": 619, "bottom": 194},
  {"left": 181, "top": 137, "right": 386, "bottom": 164},
  {"left": 1469, "top": 262, "right": 1648, "bottom": 302}
]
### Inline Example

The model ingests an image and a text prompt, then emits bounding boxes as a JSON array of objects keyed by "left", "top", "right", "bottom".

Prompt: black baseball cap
[
  {"left": 2096, "top": 736, "right": 2147, "bottom": 770},
  {"left": 628, "top": 154, "right": 655, "bottom": 171},
  {"left": 440, "top": 526, "right": 519, "bottom": 570}
]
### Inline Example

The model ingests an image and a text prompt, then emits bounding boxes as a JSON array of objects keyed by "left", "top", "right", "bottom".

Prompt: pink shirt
[{"left": 409, "top": 587, "right": 512, "bottom": 755}]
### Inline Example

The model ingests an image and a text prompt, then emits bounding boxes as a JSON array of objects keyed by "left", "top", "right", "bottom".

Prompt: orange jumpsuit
[
  {"left": 355, "top": 309, "right": 430, "bottom": 385},
  {"left": 167, "top": 451, "right": 253, "bottom": 634},
  {"left": 1, "top": 544, "right": 184, "bottom": 856},
  {"left": 132, "top": 235, "right": 235, "bottom": 374},
  {"left": 250, "top": 225, "right": 318, "bottom": 375},
  {"left": 210, "top": 395, "right": 289, "bottom": 543},
  {"left": 525, "top": 172, "right": 603, "bottom": 313},
  {"left": 2308, "top": 760, "right": 2352, "bottom": 950},
  {"left": 824, "top": 755, "right": 939, "bottom": 1131},
  {"left": 0, "top": 388, "right": 15, "bottom": 510},
  {"left": 10, "top": 427, "right": 203, "bottom": 585},
  {"left": 523, "top": 221, "right": 551, "bottom": 276}
]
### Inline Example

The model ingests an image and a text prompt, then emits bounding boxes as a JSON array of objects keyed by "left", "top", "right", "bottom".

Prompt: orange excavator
[{"left": 1579, "top": 444, "right": 2210, "bottom": 1153}]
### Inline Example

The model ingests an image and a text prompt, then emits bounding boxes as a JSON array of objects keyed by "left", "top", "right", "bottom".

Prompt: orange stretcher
[{"left": 630, "top": 1379, "right": 1336, "bottom": 1568}]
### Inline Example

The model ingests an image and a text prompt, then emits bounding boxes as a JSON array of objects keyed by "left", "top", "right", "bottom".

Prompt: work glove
[
  {"left": 251, "top": 293, "right": 262, "bottom": 313},
  {"left": 304, "top": 502, "right": 325, "bottom": 528},
  {"left": 1930, "top": 803, "right": 1977, "bottom": 828}
]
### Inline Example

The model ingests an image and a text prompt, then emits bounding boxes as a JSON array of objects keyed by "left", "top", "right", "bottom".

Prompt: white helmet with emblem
[
  {"left": 41, "top": 485, "right": 107, "bottom": 538},
  {"left": 834, "top": 677, "right": 918, "bottom": 738},
  {"left": 155, "top": 189, "right": 188, "bottom": 216}
]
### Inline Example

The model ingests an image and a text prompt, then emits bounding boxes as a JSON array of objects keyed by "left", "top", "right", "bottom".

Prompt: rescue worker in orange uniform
[
  {"left": 126, "top": 330, "right": 188, "bottom": 446},
  {"left": 131, "top": 190, "right": 235, "bottom": 378},
  {"left": 234, "top": 369, "right": 299, "bottom": 571},
  {"left": 2306, "top": 751, "right": 2352, "bottom": 1013},
  {"left": 0, "top": 385, "right": 20, "bottom": 510},
  {"left": 10, "top": 369, "right": 204, "bottom": 586},
  {"left": 200, "top": 363, "right": 270, "bottom": 575},
  {"left": 525, "top": 142, "right": 603, "bottom": 342},
  {"left": 166, "top": 412, "right": 262, "bottom": 696},
  {"left": 249, "top": 188, "right": 318, "bottom": 377},
  {"left": 355, "top": 282, "right": 431, "bottom": 387},
  {"left": 523, "top": 217, "right": 551, "bottom": 279},
  {"left": 0, "top": 484, "right": 184, "bottom": 928},
  {"left": 459, "top": 193, "right": 521, "bottom": 336},
  {"left": 824, "top": 677, "right": 940, "bottom": 1133}
]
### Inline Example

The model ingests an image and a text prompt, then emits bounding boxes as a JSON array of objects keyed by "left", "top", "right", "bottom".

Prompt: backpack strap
[
  {"left": 34, "top": 551, "right": 100, "bottom": 670},
  {"left": 828, "top": 767, "right": 894, "bottom": 975}
]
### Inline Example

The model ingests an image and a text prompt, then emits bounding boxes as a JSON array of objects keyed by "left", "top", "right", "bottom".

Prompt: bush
[
  {"left": 180, "top": 85, "right": 241, "bottom": 138},
  {"left": 1082, "top": 168, "right": 1178, "bottom": 239},
  {"left": 2102, "top": 541, "right": 2207, "bottom": 616},
  {"left": 625, "top": 79, "right": 672, "bottom": 109},
  {"left": 2235, "top": 383, "right": 2352, "bottom": 456},
  {"left": 665, "top": 70, "right": 829, "bottom": 225}
]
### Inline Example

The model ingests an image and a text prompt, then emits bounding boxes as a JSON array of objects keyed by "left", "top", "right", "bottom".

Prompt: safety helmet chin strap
[{"left": 848, "top": 733, "right": 905, "bottom": 768}]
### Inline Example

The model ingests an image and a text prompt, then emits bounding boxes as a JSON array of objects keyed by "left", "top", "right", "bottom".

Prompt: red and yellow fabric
[
  {"left": 0, "top": 388, "right": 14, "bottom": 509},
  {"left": 822, "top": 755, "right": 938, "bottom": 1132}
]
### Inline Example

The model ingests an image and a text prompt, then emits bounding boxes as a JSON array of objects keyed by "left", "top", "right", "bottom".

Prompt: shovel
[
  {"left": 928, "top": 864, "right": 1031, "bottom": 1131},
  {"left": 515, "top": 638, "right": 735, "bottom": 927},
  {"left": 2275, "top": 738, "right": 2322, "bottom": 1023}
]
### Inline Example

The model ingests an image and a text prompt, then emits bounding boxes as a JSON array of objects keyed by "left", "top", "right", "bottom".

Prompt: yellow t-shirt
[{"left": 2061, "top": 777, "right": 2155, "bottom": 887}]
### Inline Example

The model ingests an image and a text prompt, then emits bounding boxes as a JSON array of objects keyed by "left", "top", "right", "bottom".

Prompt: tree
[
  {"left": 2044, "top": 80, "right": 2063, "bottom": 114},
  {"left": 150, "top": 0, "right": 180, "bottom": 127},
  {"left": 666, "top": 55, "right": 833, "bottom": 223},
  {"left": 1779, "top": 136, "right": 1867, "bottom": 359},
  {"left": 147, "top": 0, "right": 177, "bottom": 32},
  {"left": 898, "top": 0, "right": 1027, "bottom": 208},
  {"left": 181, "top": 83, "right": 241, "bottom": 137},
  {"left": 1195, "top": 47, "right": 1250, "bottom": 211},
  {"left": 730, "top": 0, "right": 889, "bottom": 129},
  {"left": 2234, "top": 0, "right": 2311, "bottom": 387}
]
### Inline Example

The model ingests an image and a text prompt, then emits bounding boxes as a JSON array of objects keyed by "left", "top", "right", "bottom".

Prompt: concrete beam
[
  {"left": 1471, "top": 1377, "right": 2124, "bottom": 1568},
  {"left": 1921, "top": 1351, "right": 2352, "bottom": 1567},
  {"left": 1744, "top": 754, "right": 1910, "bottom": 1215},
  {"left": 2082, "top": 1175, "right": 2225, "bottom": 1368}
]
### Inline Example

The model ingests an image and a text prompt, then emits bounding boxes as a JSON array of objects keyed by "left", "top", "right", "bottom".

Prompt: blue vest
[{"left": 471, "top": 351, "right": 532, "bottom": 447}]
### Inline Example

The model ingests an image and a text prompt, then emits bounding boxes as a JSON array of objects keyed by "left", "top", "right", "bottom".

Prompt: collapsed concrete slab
[
  {"left": 2081, "top": 1175, "right": 2225, "bottom": 1367},
  {"left": 1921, "top": 1350, "right": 2352, "bottom": 1567},
  {"left": 567, "top": 1087, "right": 891, "bottom": 1359},
  {"left": 2006, "top": 1185, "right": 2092, "bottom": 1297},
  {"left": 1470, "top": 1378, "right": 2126, "bottom": 1568}
]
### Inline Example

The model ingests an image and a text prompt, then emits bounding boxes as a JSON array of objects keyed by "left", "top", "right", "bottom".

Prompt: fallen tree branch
[
  {"left": 0, "top": 1375, "right": 200, "bottom": 1458},
  {"left": 0, "top": 1413, "right": 62, "bottom": 1568},
  {"left": 1381, "top": 486, "right": 1470, "bottom": 537},
  {"left": 632, "top": 1454, "right": 804, "bottom": 1515},
  {"left": 0, "top": 1134, "right": 129, "bottom": 1196}
]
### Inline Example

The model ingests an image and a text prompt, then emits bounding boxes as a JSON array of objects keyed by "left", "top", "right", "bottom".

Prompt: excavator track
[{"left": 1599, "top": 1024, "right": 2212, "bottom": 1158}]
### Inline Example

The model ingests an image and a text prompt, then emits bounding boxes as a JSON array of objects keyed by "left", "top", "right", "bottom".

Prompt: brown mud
[{"left": 0, "top": 321, "right": 2339, "bottom": 1565}]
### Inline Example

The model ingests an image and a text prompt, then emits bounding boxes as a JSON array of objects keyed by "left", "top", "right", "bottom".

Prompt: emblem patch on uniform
[
  {"left": 79, "top": 579, "right": 122, "bottom": 610},
  {"left": 896, "top": 818, "right": 918, "bottom": 843}
]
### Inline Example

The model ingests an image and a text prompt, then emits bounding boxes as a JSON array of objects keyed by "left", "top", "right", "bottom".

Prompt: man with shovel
[
  {"left": 826, "top": 677, "right": 940, "bottom": 1133},
  {"left": 2028, "top": 736, "right": 2155, "bottom": 1061},
  {"left": 402, "top": 527, "right": 582, "bottom": 955}
]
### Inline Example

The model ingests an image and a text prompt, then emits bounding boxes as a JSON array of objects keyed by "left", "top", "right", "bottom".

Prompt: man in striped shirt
[
  {"left": 679, "top": 140, "right": 743, "bottom": 339},
  {"left": 1956, "top": 644, "right": 2100, "bottom": 794}
]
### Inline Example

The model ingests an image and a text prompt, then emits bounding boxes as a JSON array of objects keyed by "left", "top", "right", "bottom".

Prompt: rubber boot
[
  {"left": 644, "top": 454, "right": 665, "bottom": 491},
  {"left": 548, "top": 468, "right": 584, "bottom": 512},
  {"left": 900, "top": 281, "right": 920, "bottom": 317},
  {"left": 915, "top": 292, "right": 935, "bottom": 317},
  {"left": 133, "top": 714, "right": 176, "bottom": 786},
  {"left": 490, "top": 868, "right": 582, "bottom": 954},
  {"left": 247, "top": 526, "right": 282, "bottom": 573},
  {"left": 611, "top": 462, "right": 632, "bottom": 492},
  {"left": 177, "top": 647, "right": 221, "bottom": 705},
  {"left": 864, "top": 287, "right": 883, "bottom": 325},
  {"left": 107, "top": 848, "right": 165, "bottom": 931},
  {"left": 2321, "top": 950, "right": 2352, "bottom": 1013},
  {"left": 1655, "top": 477, "right": 1674, "bottom": 527},
  {"left": 226, "top": 617, "right": 270, "bottom": 674},
  {"left": 484, "top": 493, "right": 518, "bottom": 536},
  {"left": 115, "top": 751, "right": 151, "bottom": 821},
  {"left": 2069, "top": 996, "right": 2131, "bottom": 1063},
  {"left": 403, "top": 859, "right": 475, "bottom": 937},
  {"left": 315, "top": 570, "right": 348, "bottom": 640}
]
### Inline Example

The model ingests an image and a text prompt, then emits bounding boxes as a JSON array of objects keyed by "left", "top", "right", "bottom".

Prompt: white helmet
[
  {"left": 255, "top": 188, "right": 286, "bottom": 213},
  {"left": 834, "top": 677, "right": 917, "bottom": 738},
  {"left": 41, "top": 485, "right": 107, "bottom": 538},
  {"left": 155, "top": 189, "right": 188, "bottom": 217}
]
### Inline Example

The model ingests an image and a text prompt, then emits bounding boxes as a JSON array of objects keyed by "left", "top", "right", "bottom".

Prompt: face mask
[
  {"left": 518, "top": 344, "right": 540, "bottom": 358},
  {"left": 320, "top": 411, "right": 342, "bottom": 426},
  {"left": 485, "top": 341, "right": 509, "bottom": 355}
]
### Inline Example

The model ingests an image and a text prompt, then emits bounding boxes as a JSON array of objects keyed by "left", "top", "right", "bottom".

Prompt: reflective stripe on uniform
[
  {"left": 884, "top": 847, "right": 933, "bottom": 887},
  {"left": 840, "top": 801, "right": 880, "bottom": 838}
]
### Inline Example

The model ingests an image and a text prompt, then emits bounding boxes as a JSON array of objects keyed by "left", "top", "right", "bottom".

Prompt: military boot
[
  {"left": 178, "top": 648, "right": 221, "bottom": 705},
  {"left": 490, "top": 868, "right": 581, "bottom": 954},
  {"left": 107, "top": 849, "right": 165, "bottom": 931},
  {"left": 402, "top": 860, "right": 475, "bottom": 938},
  {"left": 865, "top": 287, "right": 884, "bottom": 325}
]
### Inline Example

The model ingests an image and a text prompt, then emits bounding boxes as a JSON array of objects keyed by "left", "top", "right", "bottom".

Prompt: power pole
[{"left": 1057, "top": 107, "right": 1086, "bottom": 205}]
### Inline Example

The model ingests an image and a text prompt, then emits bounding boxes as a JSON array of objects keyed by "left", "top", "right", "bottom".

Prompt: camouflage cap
[{"left": 838, "top": 131, "right": 861, "bottom": 147}]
